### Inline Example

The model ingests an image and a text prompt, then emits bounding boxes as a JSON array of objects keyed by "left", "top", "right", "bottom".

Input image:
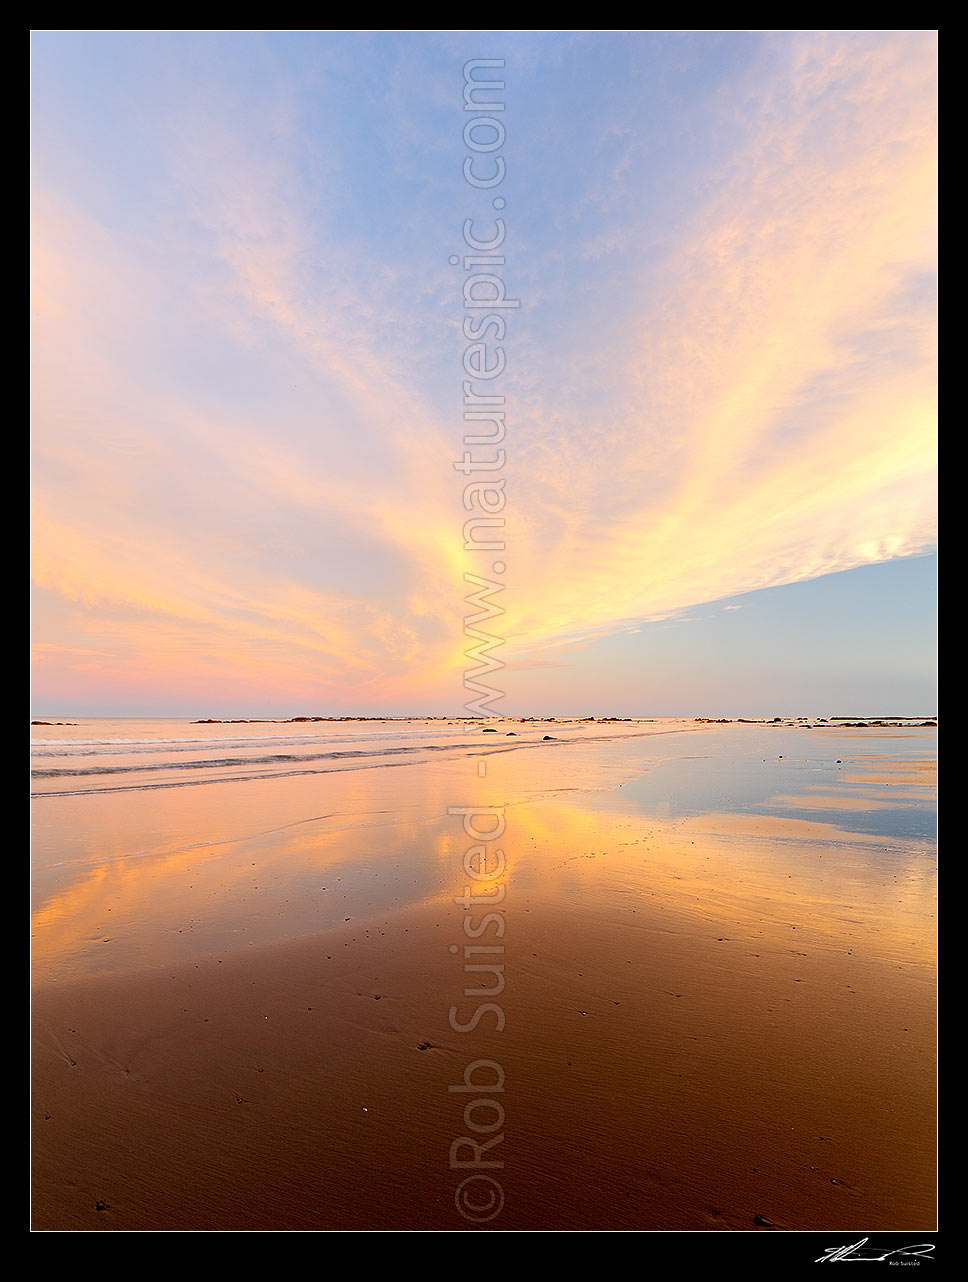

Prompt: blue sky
[{"left": 31, "top": 31, "right": 937, "bottom": 715}]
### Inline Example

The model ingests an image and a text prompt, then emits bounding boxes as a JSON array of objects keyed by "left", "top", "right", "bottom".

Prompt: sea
[{"left": 31, "top": 715, "right": 936, "bottom": 984}]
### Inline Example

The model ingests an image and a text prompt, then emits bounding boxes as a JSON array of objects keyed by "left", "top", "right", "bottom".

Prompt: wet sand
[{"left": 31, "top": 722, "right": 937, "bottom": 1231}]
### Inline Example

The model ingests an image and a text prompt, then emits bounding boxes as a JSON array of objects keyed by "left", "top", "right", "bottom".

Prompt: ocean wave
[
  {"left": 30, "top": 727, "right": 471, "bottom": 756},
  {"left": 30, "top": 727, "right": 689, "bottom": 798},
  {"left": 31, "top": 740, "right": 484, "bottom": 779}
]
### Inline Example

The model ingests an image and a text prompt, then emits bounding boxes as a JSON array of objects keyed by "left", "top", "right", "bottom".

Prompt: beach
[{"left": 31, "top": 717, "right": 937, "bottom": 1231}]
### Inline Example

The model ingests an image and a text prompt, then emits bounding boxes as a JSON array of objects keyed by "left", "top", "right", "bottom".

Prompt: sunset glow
[{"left": 31, "top": 31, "right": 937, "bottom": 715}]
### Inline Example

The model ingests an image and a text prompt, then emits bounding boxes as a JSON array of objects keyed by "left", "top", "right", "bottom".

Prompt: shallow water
[{"left": 31, "top": 717, "right": 935, "bottom": 984}]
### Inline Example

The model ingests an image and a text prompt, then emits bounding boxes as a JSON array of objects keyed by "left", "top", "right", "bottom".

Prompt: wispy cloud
[{"left": 30, "top": 31, "right": 936, "bottom": 712}]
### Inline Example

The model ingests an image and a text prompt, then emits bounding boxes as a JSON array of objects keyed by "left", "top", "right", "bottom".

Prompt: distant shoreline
[{"left": 31, "top": 714, "right": 938, "bottom": 728}]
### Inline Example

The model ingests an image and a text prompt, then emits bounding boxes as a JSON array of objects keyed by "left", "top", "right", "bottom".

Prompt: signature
[{"left": 816, "top": 1239, "right": 935, "bottom": 1263}]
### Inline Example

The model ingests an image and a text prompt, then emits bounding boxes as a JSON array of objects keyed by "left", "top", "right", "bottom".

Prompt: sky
[{"left": 30, "top": 30, "right": 937, "bottom": 717}]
